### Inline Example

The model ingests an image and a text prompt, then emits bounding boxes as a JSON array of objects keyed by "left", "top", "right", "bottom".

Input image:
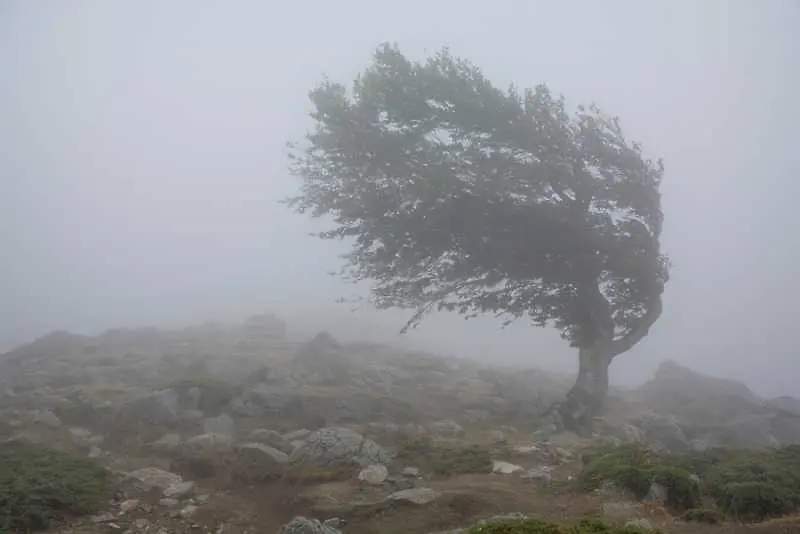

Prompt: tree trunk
[{"left": 557, "top": 341, "right": 613, "bottom": 432}]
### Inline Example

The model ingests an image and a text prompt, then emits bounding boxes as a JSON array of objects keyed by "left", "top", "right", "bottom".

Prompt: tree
[{"left": 285, "top": 44, "right": 670, "bottom": 430}]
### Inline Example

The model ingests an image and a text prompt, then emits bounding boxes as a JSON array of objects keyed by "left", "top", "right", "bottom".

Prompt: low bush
[
  {"left": 466, "top": 518, "right": 658, "bottom": 533},
  {"left": 683, "top": 508, "right": 722, "bottom": 524},
  {"left": 0, "top": 440, "right": 113, "bottom": 532},
  {"left": 432, "top": 444, "right": 494, "bottom": 476},
  {"left": 580, "top": 443, "right": 800, "bottom": 521}
]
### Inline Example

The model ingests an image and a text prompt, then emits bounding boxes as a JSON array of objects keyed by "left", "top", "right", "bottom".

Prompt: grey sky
[{"left": 1, "top": 1, "right": 798, "bottom": 396}]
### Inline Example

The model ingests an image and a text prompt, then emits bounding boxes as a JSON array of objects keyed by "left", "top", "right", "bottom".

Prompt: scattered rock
[
  {"left": 428, "top": 419, "right": 464, "bottom": 437},
  {"left": 150, "top": 432, "right": 182, "bottom": 452},
  {"left": 184, "top": 432, "right": 234, "bottom": 452},
  {"left": 234, "top": 442, "right": 289, "bottom": 480},
  {"left": 278, "top": 516, "right": 342, "bottom": 534},
  {"left": 163, "top": 481, "right": 196, "bottom": 499},
  {"left": 119, "top": 499, "right": 140, "bottom": 514},
  {"left": 249, "top": 428, "right": 294, "bottom": 454},
  {"left": 388, "top": 487, "right": 438, "bottom": 505},
  {"left": 34, "top": 409, "right": 62, "bottom": 428},
  {"left": 289, "top": 427, "right": 391, "bottom": 468},
  {"left": 87, "top": 445, "right": 104, "bottom": 458},
  {"left": 402, "top": 466, "right": 420, "bottom": 477},
  {"left": 283, "top": 428, "right": 312, "bottom": 441},
  {"left": 180, "top": 504, "right": 198, "bottom": 518},
  {"left": 127, "top": 467, "right": 183, "bottom": 490},
  {"left": 159, "top": 498, "right": 180, "bottom": 507},
  {"left": 357, "top": 464, "right": 388, "bottom": 484},
  {"left": 492, "top": 460, "right": 523, "bottom": 475}
]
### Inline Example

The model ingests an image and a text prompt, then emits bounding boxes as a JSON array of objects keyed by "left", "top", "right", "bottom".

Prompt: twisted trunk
[{"left": 558, "top": 340, "right": 613, "bottom": 431}]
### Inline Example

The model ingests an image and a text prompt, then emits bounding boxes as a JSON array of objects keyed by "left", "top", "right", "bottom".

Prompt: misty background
[{"left": 1, "top": 1, "right": 797, "bottom": 396}]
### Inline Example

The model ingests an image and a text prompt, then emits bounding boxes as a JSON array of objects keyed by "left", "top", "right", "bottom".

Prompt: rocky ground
[{"left": 1, "top": 314, "right": 799, "bottom": 533}]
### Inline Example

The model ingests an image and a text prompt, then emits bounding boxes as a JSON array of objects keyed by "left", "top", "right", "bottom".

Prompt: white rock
[
  {"left": 119, "top": 499, "right": 139, "bottom": 515},
  {"left": 387, "top": 487, "right": 438, "bottom": 505},
  {"left": 492, "top": 460, "right": 523, "bottom": 475},
  {"left": 357, "top": 464, "right": 388, "bottom": 484},
  {"left": 163, "top": 481, "right": 196, "bottom": 499},
  {"left": 127, "top": 467, "right": 183, "bottom": 490}
]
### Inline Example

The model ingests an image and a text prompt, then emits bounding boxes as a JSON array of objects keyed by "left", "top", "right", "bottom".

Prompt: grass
[
  {"left": 466, "top": 518, "right": 658, "bottom": 533},
  {"left": 0, "top": 440, "right": 113, "bottom": 532},
  {"left": 393, "top": 433, "right": 493, "bottom": 476},
  {"left": 579, "top": 442, "right": 800, "bottom": 522}
]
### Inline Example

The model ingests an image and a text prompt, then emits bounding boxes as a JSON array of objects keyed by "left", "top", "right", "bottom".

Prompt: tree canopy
[{"left": 286, "top": 44, "right": 669, "bottom": 358}]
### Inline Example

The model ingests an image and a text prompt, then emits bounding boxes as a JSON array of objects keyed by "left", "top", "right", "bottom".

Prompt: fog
[{"left": 1, "top": 1, "right": 797, "bottom": 396}]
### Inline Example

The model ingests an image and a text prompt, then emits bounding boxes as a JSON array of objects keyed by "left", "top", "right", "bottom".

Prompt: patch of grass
[
  {"left": 432, "top": 445, "right": 494, "bottom": 476},
  {"left": 580, "top": 443, "right": 800, "bottom": 521},
  {"left": 0, "top": 440, "right": 113, "bottom": 532},
  {"left": 466, "top": 518, "right": 658, "bottom": 533}
]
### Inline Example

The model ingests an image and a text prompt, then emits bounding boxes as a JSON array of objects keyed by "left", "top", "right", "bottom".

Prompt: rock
[
  {"left": 134, "top": 518, "right": 150, "bottom": 529},
  {"left": 69, "top": 427, "right": 92, "bottom": 440},
  {"left": 428, "top": 419, "right": 464, "bottom": 437},
  {"left": 163, "top": 481, "right": 196, "bottom": 499},
  {"left": 228, "top": 396, "right": 265, "bottom": 417},
  {"left": 278, "top": 516, "right": 342, "bottom": 534},
  {"left": 621, "top": 424, "right": 645, "bottom": 443},
  {"left": 150, "top": 433, "right": 182, "bottom": 452},
  {"left": 184, "top": 432, "right": 233, "bottom": 452},
  {"left": 512, "top": 444, "right": 541, "bottom": 455},
  {"left": 492, "top": 460, "right": 523, "bottom": 475},
  {"left": 637, "top": 413, "right": 690, "bottom": 453},
  {"left": 388, "top": 487, "right": 438, "bottom": 505},
  {"left": 402, "top": 466, "right": 420, "bottom": 477},
  {"left": 186, "top": 386, "right": 202, "bottom": 410},
  {"left": 357, "top": 464, "right": 388, "bottom": 484},
  {"left": 234, "top": 442, "right": 289, "bottom": 479},
  {"left": 119, "top": 499, "right": 140, "bottom": 514},
  {"left": 202, "top": 413, "right": 235, "bottom": 435},
  {"left": 34, "top": 409, "right": 62, "bottom": 428},
  {"left": 87, "top": 445, "right": 103, "bottom": 458},
  {"left": 625, "top": 519, "right": 653, "bottom": 531},
  {"left": 180, "top": 504, "right": 198, "bottom": 518},
  {"left": 183, "top": 409, "right": 205, "bottom": 421},
  {"left": 249, "top": 428, "right": 294, "bottom": 454},
  {"left": 385, "top": 475, "right": 415, "bottom": 491},
  {"left": 159, "top": 498, "right": 180, "bottom": 507},
  {"left": 127, "top": 467, "right": 183, "bottom": 490},
  {"left": 289, "top": 427, "right": 391, "bottom": 468},
  {"left": 283, "top": 428, "right": 312, "bottom": 441}
]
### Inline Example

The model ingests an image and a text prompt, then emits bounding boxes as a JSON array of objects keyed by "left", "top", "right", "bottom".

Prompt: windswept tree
[{"left": 286, "top": 44, "right": 669, "bottom": 429}]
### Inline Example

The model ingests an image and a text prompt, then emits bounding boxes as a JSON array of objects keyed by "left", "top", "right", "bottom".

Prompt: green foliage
[
  {"left": 287, "top": 43, "right": 668, "bottom": 352},
  {"left": 580, "top": 443, "right": 800, "bottom": 521},
  {"left": 683, "top": 508, "right": 722, "bottom": 524},
  {"left": 0, "top": 441, "right": 113, "bottom": 532},
  {"left": 431, "top": 445, "right": 494, "bottom": 476},
  {"left": 467, "top": 518, "right": 657, "bottom": 533}
]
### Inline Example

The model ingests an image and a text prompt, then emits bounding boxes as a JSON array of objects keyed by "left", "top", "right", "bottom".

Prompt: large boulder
[{"left": 289, "top": 427, "right": 391, "bottom": 468}]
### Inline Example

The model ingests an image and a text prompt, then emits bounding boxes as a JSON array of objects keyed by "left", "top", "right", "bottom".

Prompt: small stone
[
  {"left": 180, "top": 504, "right": 199, "bottom": 518},
  {"left": 91, "top": 512, "right": 115, "bottom": 523},
  {"left": 134, "top": 518, "right": 151, "bottom": 529},
  {"left": 402, "top": 466, "right": 420, "bottom": 477},
  {"left": 387, "top": 487, "right": 438, "bottom": 505},
  {"left": 357, "top": 464, "right": 388, "bottom": 484},
  {"left": 492, "top": 460, "right": 523, "bottom": 474},
  {"left": 119, "top": 499, "right": 140, "bottom": 514},
  {"left": 159, "top": 498, "right": 180, "bottom": 507},
  {"left": 163, "top": 481, "right": 195, "bottom": 499}
]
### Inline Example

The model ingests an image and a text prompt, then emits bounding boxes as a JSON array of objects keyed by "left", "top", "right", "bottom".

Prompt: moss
[
  {"left": 0, "top": 441, "right": 113, "bottom": 532},
  {"left": 466, "top": 518, "right": 658, "bottom": 533},
  {"left": 431, "top": 445, "right": 493, "bottom": 476}
]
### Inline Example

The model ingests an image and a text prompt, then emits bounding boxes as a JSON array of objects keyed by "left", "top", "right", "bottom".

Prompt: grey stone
[
  {"left": 278, "top": 516, "right": 342, "bottom": 534},
  {"left": 127, "top": 467, "right": 182, "bottom": 490},
  {"left": 163, "top": 481, "right": 195, "bottom": 499},
  {"left": 388, "top": 487, "right": 438, "bottom": 505},
  {"left": 289, "top": 427, "right": 391, "bottom": 468},
  {"left": 357, "top": 464, "right": 388, "bottom": 484}
]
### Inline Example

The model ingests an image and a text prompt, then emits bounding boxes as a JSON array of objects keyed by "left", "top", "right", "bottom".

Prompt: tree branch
[{"left": 610, "top": 295, "right": 663, "bottom": 357}]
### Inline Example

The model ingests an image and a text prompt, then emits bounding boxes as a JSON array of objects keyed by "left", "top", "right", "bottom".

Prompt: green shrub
[
  {"left": 580, "top": 444, "right": 699, "bottom": 510},
  {"left": 466, "top": 518, "right": 658, "bottom": 533},
  {"left": 683, "top": 508, "right": 722, "bottom": 524},
  {"left": 432, "top": 445, "right": 493, "bottom": 476},
  {"left": 0, "top": 441, "right": 113, "bottom": 532},
  {"left": 580, "top": 443, "right": 800, "bottom": 521}
]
